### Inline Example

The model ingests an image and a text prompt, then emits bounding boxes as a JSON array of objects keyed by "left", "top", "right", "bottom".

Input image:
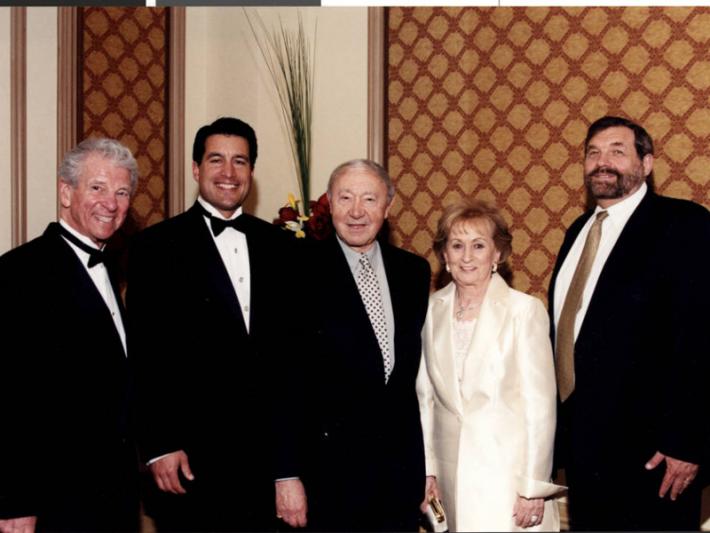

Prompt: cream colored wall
[
  {"left": 1, "top": 7, "right": 368, "bottom": 252},
  {"left": 185, "top": 7, "right": 369, "bottom": 221},
  {"left": 26, "top": 7, "right": 58, "bottom": 241},
  {"left": 0, "top": 8, "right": 11, "bottom": 254},
  {"left": 0, "top": 8, "right": 58, "bottom": 256}
]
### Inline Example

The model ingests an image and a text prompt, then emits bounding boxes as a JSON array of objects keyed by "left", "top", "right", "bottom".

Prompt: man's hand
[
  {"left": 420, "top": 475, "right": 441, "bottom": 513},
  {"left": 275, "top": 479, "right": 307, "bottom": 528},
  {"left": 513, "top": 496, "right": 544, "bottom": 528},
  {"left": 149, "top": 450, "right": 194, "bottom": 494},
  {"left": 645, "top": 451, "right": 699, "bottom": 501},
  {"left": 0, "top": 516, "right": 37, "bottom": 533}
]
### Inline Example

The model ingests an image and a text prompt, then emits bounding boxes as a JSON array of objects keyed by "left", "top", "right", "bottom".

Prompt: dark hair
[
  {"left": 584, "top": 116, "right": 654, "bottom": 160},
  {"left": 192, "top": 117, "right": 258, "bottom": 166},
  {"left": 433, "top": 198, "right": 512, "bottom": 269}
]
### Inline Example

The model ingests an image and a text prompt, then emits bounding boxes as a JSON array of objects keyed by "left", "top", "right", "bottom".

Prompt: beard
[{"left": 584, "top": 165, "right": 645, "bottom": 200}]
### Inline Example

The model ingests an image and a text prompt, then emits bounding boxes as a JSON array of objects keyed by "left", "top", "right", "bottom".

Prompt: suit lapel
[
  {"left": 428, "top": 283, "right": 464, "bottom": 413},
  {"left": 328, "top": 238, "right": 387, "bottom": 384},
  {"left": 578, "top": 192, "right": 653, "bottom": 342},
  {"left": 46, "top": 223, "right": 126, "bottom": 357},
  {"left": 461, "top": 273, "right": 509, "bottom": 408},
  {"left": 184, "top": 204, "right": 248, "bottom": 336}
]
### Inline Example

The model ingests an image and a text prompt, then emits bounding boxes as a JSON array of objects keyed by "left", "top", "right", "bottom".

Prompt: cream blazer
[{"left": 416, "top": 274, "right": 565, "bottom": 532}]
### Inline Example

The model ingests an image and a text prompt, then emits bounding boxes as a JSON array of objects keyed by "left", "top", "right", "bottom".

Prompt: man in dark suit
[
  {"left": 0, "top": 138, "right": 140, "bottom": 532},
  {"left": 549, "top": 116, "right": 710, "bottom": 530},
  {"left": 296, "top": 159, "right": 431, "bottom": 531},
  {"left": 127, "top": 117, "right": 304, "bottom": 531}
]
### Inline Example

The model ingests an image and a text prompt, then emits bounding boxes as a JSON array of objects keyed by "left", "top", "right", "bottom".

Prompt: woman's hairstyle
[{"left": 433, "top": 198, "right": 513, "bottom": 268}]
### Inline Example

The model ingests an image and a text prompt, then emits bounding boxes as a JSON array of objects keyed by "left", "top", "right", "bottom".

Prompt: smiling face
[
  {"left": 443, "top": 218, "right": 501, "bottom": 289},
  {"left": 329, "top": 168, "right": 392, "bottom": 253},
  {"left": 59, "top": 153, "right": 132, "bottom": 246},
  {"left": 193, "top": 134, "right": 253, "bottom": 218},
  {"left": 583, "top": 126, "right": 653, "bottom": 208}
]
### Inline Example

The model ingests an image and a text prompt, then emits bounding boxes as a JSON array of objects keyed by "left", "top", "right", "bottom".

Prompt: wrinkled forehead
[{"left": 333, "top": 169, "right": 387, "bottom": 193}]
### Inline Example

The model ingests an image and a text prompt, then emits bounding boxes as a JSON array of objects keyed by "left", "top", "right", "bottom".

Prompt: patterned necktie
[
  {"left": 556, "top": 210, "right": 609, "bottom": 402},
  {"left": 356, "top": 253, "right": 393, "bottom": 383}
]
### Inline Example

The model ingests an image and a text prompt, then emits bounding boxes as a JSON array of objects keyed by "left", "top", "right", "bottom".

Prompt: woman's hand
[
  {"left": 513, "top": 495, "right": 544, "bottom": 528},
  {"left": 420, "top": 475, "right": 441, "bottom": 513}
]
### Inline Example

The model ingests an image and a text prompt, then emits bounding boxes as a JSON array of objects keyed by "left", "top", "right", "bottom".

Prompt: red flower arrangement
[{"left": 274, "top": 192, "right": 333, "bottom": 241}]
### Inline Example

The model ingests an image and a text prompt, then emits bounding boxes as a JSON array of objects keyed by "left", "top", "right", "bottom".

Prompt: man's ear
[
  {"left": 642, "top": 153, "right": 654, "bottom": 178},
  {"left": 59, "top": 181, "right": 73, "bottom": 208},
  {"left": 384, "top": 198, "right": 394, "bottom": 219}
]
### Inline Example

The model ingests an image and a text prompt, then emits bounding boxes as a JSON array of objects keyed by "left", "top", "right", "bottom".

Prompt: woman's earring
[
  {"left": 445, "top": 263, "right": 451, "bottom": 272},
  {"left": 492, "top": 263, "right": 498, "bottom": 273}
]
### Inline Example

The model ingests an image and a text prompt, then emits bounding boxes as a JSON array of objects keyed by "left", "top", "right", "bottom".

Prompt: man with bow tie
[
  {"left": 128, "top": 117, "right": 304, "bottom": 531},
  {"left": 0, "top": 138, "right": 140, "bottom": 532}
]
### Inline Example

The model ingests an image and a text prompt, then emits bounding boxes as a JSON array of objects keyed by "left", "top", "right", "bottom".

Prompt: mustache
[{"left": 586, "top": 166, "right": 622, "bottom": 179}]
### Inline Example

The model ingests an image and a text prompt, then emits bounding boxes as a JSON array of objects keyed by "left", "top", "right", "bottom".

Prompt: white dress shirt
[
  {"left": 58, "top": 219, "right": 127, "bottom": 355},
  {"left": 197, "top": 196, "right": 251, "bottom": 332},
  {"left": 553, "top": 182, "right": 647, "bottom": 342}
]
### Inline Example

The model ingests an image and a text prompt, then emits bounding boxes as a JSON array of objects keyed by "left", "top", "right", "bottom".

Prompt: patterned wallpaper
[
  {"left": 80, "top": 7, "right": 168, "bottom": 232},
  {"left": 387, "top": 7, "right": 710, "bottom": 301}
]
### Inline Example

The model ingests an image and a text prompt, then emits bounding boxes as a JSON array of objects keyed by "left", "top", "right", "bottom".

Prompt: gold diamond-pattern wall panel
[
  {"left": 388, "top": 7, "right": 710, "bottom": 302},
  {"left": 80, "top": 7, "right": 168, "bottom": 231}
]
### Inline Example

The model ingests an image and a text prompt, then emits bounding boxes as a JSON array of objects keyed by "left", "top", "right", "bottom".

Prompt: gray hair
[
  {"left": 327, "top": 159, "right": 395, "bottom": 203},
  {"left": 59, "top": 137, "right": 139, "bottom": 193}
]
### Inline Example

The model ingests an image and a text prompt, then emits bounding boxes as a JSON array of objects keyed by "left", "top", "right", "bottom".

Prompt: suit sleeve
[
  {"left": 127, "top": 230, "right": 188, "bottom": 461},
  {"left": 270, "top": 236, "right": 312, "bottom": 480},
  {"left": 514, "top": 297, "right": 565, "bottom": 499},
  {"left": 656, "top": 204, "right": 710, "bottom": 464},
  {"left": 0, "top": 253, "right": 41, "bottom": 519}
]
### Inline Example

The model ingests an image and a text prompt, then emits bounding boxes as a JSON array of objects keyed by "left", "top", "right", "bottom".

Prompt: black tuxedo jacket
[
  {"left": 301, "top": 236, "right": 431, "bottom": 531},
  {"left": 549, "top": 191, "right": 710, "bottom": 528},
  {"left": 127, "top": 204, "right": 299, "bottom": 520},
  {"left": 0, "top": 223, "right": 138, "bottom": 530}
]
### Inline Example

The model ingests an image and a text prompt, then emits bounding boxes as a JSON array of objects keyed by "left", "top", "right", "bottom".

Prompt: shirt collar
[
  {"left": 197, "top": 196, "right": 243, "bottom": 221},
  {"left": 58, "top": 219, "right": 102, "bottom": 251},
  {"left": 594, "top": 181, "right": 647, "bottom": 225},
  {"left": 336, "top": 235, "right": 381, "bottom": 271}
]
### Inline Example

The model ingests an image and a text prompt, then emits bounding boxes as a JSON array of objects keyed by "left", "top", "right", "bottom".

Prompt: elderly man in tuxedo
[
  {"left": 128, "top": 117, "right": 304, "bottom": 532},
  {"left": 549, "top": 115, "right": 710, "bottom": 530},
  {"left": 294, "top": 159, "right": 431, "bottom": 531},
  {"left": 0, "top": 138, "right": 140, "bottom": 533}
]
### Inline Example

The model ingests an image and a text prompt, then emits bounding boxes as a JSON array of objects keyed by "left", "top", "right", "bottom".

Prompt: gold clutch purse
[{"left": 425, "top": 497, "right": 448, "bottom": 532}]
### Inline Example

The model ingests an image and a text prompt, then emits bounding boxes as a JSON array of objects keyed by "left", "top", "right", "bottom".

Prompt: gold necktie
[{"left": 556, "top": 210, "right": 608, "bottom": 402}]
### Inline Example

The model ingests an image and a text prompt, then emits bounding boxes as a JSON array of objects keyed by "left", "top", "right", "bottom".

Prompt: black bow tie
[
  {"left": 197, "top": 204, "right": 248, "bottom": 237},
  {"left": 58, "top": 224, "right": 107, "bottom": 268}
]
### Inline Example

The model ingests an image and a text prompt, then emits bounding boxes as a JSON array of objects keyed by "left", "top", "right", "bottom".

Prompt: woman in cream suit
[{"left": 417, "top": 199, "right": 564, "bottom": 532}]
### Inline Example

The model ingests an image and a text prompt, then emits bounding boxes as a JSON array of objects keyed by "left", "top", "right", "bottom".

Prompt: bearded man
[{"left": 548, "top": 116, "right": 709, "bottom": 530}]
